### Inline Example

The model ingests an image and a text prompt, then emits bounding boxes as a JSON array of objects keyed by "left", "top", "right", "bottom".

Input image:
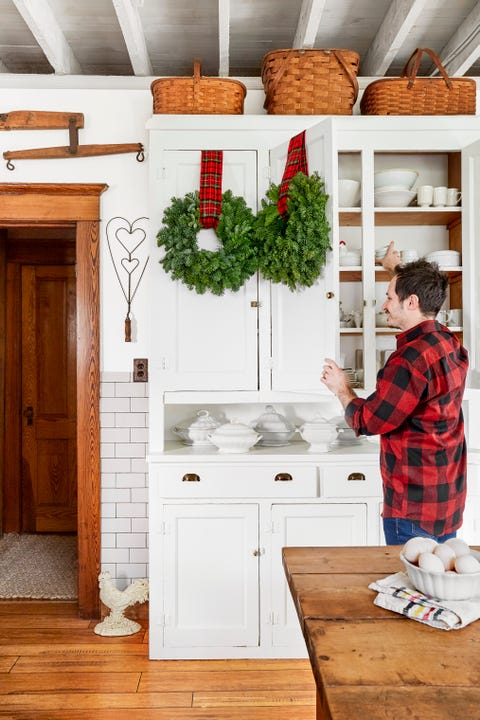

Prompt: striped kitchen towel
[
  {"left": 277, "top": 130, "right": 308, "bottom": 217},
  {"left": 199, "top": 150, "right": 223, "bottom": 229},
  {"left": 369, "top": 572, "right": 480, "bottom": 630}
]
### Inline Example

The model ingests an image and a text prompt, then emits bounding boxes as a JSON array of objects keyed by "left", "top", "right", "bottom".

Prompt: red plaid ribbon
[
  {"left": 277, "top": 131, "right": 308, "bottom": 217},
  {"left": 199, "top": 150, "right": 223, "bottom": 229}
]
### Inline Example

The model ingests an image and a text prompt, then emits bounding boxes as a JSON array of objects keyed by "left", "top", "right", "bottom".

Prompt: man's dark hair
[{"left": 394, "top": 258, "right": 448, "bottom": 316}]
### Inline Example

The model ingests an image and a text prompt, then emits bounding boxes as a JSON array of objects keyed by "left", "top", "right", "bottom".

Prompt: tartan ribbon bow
[
  {"left": 199, "top": 150, "right": 223, "bottom": 230},
  {"left": 277, "top": 131, "right": 308, "bottom": 217}
]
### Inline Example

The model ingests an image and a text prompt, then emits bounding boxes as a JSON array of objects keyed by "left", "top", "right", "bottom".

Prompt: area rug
[{"left": 0, "top": 533, "right": 77, "bottom": 600}]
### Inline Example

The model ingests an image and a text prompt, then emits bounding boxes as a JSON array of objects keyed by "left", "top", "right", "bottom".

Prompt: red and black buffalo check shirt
[{"left": 345, "top": 320, "right": 468, "bottom": 536}]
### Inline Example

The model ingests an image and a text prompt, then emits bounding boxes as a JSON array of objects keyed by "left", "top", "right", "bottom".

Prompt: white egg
[
  {"left": 454, "top": 554, "right": 480, "bottom": 574},
  {"left": 402, "top": 537, "right": 438, "bottom": 564},
  {"left": 433, "top": 543, "right": 456, "bottom": 570},
  {"left": 444, "top": 538, "right": 471, "bottom": 557},
  {"left": 418, "top": 551, "right": 445, "bottom": 573}
]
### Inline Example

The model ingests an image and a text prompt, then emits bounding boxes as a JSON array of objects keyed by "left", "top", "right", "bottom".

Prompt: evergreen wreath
[
  {"left": 156, "top": 189, "right": 258, "bottom": 295},
  {"left": 255, "top": 171, "right": 331, "bottom": 291}
]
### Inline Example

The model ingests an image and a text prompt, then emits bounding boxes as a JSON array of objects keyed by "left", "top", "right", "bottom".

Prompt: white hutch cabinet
[{"left": 147, "top": 115, "right": 480, "bottom": 659}]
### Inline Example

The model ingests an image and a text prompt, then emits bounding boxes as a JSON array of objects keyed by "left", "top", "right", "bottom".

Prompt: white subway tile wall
[{"left": 100, "top": 372, "right": 148, "bottom": 591}]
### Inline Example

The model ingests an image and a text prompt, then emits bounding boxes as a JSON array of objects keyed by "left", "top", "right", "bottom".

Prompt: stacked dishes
[
  {"left": 426, "top": 249, "right": 461, "bottom": 267},
  {"left": 374, "top": 168, "right": 418, "bottom": 207}
]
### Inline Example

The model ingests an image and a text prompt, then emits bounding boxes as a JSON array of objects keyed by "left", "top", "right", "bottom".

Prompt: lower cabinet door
[
  {"left": 269, "top": 503, "right": 367, "bottom": 647},
  {"left": 163, "top": 503, "right": 259, "bottom": 648}
]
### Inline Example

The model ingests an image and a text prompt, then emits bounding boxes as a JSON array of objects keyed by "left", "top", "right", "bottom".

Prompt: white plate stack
[
  {"left": 426, "top": 250, "right": 461, "bottom": 267},
  {"left": 374, "top": 168, "right": 418, "bottom": 207}
]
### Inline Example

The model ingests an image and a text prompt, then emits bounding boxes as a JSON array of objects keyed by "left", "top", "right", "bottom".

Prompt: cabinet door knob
[
  {"left": 182, "top": 473, "right": 200, "bottom": 482},
  {"left": 253, "top": 548, "right": 265, "bottom": 556},
  {"left": 326, "top": 291, "right": 334, "bottom": 299},
  {"left": 348, "top": 472, "right": 365, "bottom": 482},
  {"left": 274, "top": 472, "right": 293, "bottom": 482}
]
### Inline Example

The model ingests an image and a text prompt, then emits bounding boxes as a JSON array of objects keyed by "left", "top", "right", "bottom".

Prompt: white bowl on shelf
[
  {"left": 374, "top": 168, "right": 418, "bottom": 190},
  {"left": 426, "top": 250, "right": 461, "bottom": 267},
  {"left": 338, "top": 178, "right": 361, "bottom": 207},
  {"left": 374, "top": 187, "right": 416, "bottom": 207},
  {"left": 339, "top": 251, "right": 361, "bottom": 266}
]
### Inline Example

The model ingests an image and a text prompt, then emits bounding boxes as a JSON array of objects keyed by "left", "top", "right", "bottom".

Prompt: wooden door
[{"left": 21, "top": 265, "right": 77, "bottom": 532}]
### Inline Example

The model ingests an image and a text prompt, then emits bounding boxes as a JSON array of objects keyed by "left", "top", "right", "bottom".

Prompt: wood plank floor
[{"left": 0, "top": 601, "right": 316, "bottom": 719}]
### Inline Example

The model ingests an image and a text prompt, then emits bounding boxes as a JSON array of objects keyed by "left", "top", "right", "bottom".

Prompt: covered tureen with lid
[
  {"left": 172, "top": 409, "right": 221, "bottom": 446},
  {"left": 251, "top": 404, "right": 296, "bottom": 446},
  {"left": 208, "top": 420, "right": 261, "bottom": 454}
]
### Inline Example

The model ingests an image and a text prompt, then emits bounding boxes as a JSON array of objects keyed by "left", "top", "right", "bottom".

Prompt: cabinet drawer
[
  {"left": 321, "top": 464, "right": 381, "bottom": 498},
  {"left": 150, "top": 463, "right": 318, "bottom": 498}
]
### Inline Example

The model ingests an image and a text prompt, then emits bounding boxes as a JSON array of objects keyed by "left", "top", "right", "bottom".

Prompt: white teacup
[
  {"left": 433, "top": 186, "right": 448, "bottom": 207},
  {"left": 446, "top": 188, "right": 462, "bottom": 206},
  {"left": 417, "top": 185, "right": 433, "bottom": 207}
]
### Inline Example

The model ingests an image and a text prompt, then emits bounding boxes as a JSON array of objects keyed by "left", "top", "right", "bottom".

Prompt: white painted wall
[{"left": 0, "top": 75, "right": 267, "bottom": 371}]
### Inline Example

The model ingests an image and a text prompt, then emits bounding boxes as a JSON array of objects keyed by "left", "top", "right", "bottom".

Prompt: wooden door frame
[{"left": 0, "top": 183, "right": 108, "bottom": 618}]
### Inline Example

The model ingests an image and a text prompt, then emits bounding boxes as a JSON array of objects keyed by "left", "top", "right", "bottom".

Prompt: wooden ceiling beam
[
  {"left": 111, "top": 0, "right": 153, "bottom": 76},
  {"left": 218, "top": 0, "right": 230, "bottom": 76},
  {"left": 293, "top": 0, "right": 326, "bottom": 48},
  {"left": 434, "top": 3, "right": 480, "bottom": 76},
  {"left": 361, "top": 0, "right": 428, "bottom": 76},
  {"left": 11, "top": 0, "right": 82, "bottom": 74}
]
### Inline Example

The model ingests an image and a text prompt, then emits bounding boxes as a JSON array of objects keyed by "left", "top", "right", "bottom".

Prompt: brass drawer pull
[
  {"left": 348, "top": 472, "right": 365, "bottom": 482},
  {"left": 182, "top": 473, "right": 200, "bottom": 482},
  {"left": 274, "top": 472, "right": 293, "bottom": 482}
]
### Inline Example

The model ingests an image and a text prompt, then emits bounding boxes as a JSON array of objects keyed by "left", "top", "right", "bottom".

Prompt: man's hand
[
  {"left": 381, "top": 241, "right": 401, "bottom": 276},
  {"left": 321, "top": 358, "right": 357, "bottom": 409}
]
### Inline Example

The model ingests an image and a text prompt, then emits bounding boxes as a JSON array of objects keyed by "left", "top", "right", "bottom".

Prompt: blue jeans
[{"left": 383, "top": 518, "right": 457, "bottom": 545}]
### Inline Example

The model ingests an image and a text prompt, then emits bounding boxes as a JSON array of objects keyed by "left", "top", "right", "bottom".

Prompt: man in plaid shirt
[{"left": 322, "top": 244, "right": 468, "bottom": 544}]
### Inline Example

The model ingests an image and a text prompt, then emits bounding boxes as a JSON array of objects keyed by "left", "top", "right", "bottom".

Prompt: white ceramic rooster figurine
[{"left": 94, "top": 571, "right": 149, "bottom": 636}]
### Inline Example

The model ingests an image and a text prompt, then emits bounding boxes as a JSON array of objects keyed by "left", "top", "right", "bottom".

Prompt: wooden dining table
[{"left": 282, "top": 546, "right": 480, "bottom": 720}]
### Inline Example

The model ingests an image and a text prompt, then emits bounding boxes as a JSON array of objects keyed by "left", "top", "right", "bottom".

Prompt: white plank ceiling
[{"left": 0, "top": 0, "right": 480, "bottom": 79}]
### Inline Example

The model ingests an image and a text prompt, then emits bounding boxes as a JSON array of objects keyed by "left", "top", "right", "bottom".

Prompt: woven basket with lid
[
  {"left": 360, "top": 48, "right": 476, "bottom": 116},
  {"left": 261, "top": 48, "right": 360, "bottom": 115},
  {"left": 151, "top": 60, "right": 246, "bottom": 114}
]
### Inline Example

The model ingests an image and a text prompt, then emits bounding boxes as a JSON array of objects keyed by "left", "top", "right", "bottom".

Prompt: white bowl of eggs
[{"left": 400, "top": 537, "right": 480, "bottom": 601}]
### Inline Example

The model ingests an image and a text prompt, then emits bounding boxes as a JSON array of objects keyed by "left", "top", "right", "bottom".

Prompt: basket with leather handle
[
  {"left": 151, "top": 60, "right": 246, "bottom": 114},
  {"left": 261, "top": 48, "right": 360, "bottom": 115},
  {"left": 360, "top": 47, "right": 476, "bottom": 116}
]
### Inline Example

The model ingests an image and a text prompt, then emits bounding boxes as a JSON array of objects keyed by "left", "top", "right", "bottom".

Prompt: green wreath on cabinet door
[
  {"left": 156, "top": 189, "right": 258, "bottom": 296},
  {"left": 255, "top": 172, "right": 331, "bottom": 291}
]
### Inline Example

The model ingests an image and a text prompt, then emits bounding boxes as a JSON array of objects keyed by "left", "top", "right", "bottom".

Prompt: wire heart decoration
[{"left": 106, "top": 216, "right": 149, "bottom": 341}]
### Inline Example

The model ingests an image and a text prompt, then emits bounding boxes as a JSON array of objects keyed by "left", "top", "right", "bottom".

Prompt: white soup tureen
[{"left": 208, "top": 420, "right": 261, "bottom": 454}]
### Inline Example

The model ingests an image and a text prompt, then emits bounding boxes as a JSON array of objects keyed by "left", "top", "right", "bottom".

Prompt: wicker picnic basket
[
  {"left": 261, "top": 48, "right": 360, "bottom": 115},
  {"left": 360, "top": 48, "right": 476, "bottom": 116},
  {"left": 150, "top": 60, "right": 246, "bottom": 114}
]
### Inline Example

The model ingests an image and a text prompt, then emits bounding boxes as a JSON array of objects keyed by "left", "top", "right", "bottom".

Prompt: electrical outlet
[{"left": 133, "top": 358, "right": 148, "bottom": 382}]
